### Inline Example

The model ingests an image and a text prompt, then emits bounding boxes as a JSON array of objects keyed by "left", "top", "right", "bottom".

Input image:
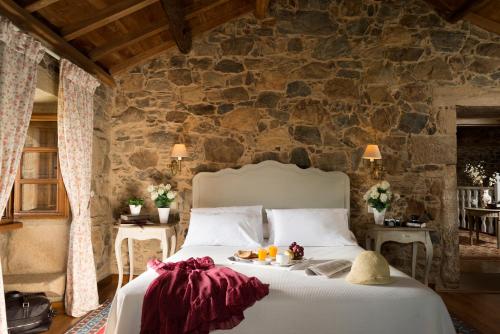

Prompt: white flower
[
  {"left": 386, "top": 190, "right": 392, "bottom": 200},
  {"left": 380, "top": 181, "right": 390, "bottom": 190},
  {"left": 167, "top": 191, "right": 176, "bottom": 200},
  {"left": 151, "top": 191, "right": 159, "bottom": 200},
  {"left": 147, "top": 185, "right": 155, "bottom": 193},
  {"left": 380, "top": 193, "right": 388, "bottom": 203},
  {"left": 370, "top": 191, "right": 379, "bottom": 199},
  {"left": 165, "top": 184, "right": 172, "bottom": 191},
  {"left": 158, "top": 188, "right": 165, "bottom": 195}
]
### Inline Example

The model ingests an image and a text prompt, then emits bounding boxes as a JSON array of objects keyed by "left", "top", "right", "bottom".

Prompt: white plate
[{"left": 252, "top": 259, "right": 272, "bottom": 265}]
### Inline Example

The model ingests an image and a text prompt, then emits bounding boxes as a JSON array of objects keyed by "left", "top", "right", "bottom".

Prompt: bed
[{"left": 105, "top": 161, "right": 455, "bottom": 334}]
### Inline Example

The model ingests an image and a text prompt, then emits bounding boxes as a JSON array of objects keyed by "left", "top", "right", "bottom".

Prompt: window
[{"left": 2, "top": 113, "right": 69, "bottom": 221}]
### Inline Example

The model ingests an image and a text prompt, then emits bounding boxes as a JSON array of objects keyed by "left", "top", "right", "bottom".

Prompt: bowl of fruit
[{"left": 285, "top": 242, "right": 304, "bottom": 261}]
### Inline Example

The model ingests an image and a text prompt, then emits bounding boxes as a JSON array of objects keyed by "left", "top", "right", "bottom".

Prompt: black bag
[{"left": 5, "top": 291, "right": 55, "bottom": 333}]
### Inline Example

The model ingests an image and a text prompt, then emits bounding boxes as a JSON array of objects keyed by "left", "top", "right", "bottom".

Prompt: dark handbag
[{"left": 5, "top": 291, "right": 55, "bottom": 334}]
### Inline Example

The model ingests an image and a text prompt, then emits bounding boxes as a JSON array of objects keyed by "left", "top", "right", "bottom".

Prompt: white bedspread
[{"left": 105, "top": 245, "right": 455, "bottom": 334}]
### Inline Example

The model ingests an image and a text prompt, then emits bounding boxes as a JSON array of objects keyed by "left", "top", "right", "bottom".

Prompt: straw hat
[{"left": 346, "top": 251, "right": 393, "bottom": 285}]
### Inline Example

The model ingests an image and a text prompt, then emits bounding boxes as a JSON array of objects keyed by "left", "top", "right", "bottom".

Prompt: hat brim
[{"left": 345, "top": 275, "right": 394, "bottom": 285}]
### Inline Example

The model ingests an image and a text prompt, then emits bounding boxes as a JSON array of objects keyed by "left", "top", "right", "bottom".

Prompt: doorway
[{"left": 456, "top": 106, "right": 500, "bottom": 292}]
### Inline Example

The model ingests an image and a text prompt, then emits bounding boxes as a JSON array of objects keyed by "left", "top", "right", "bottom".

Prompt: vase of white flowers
[
  {"left": 465, "top": 162, "right": 486, "bottom": 186},
  {"left": 148, "top": 184, "right": 177, "bottom": 224},
  {"left": 363, "top": 181, "right": 392, "bottom": 225}
]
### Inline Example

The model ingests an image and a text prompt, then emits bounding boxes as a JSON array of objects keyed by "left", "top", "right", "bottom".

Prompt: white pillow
[
  {"left": 265, "top": 209, "right": 274, "bottom": 243},
  {"left": 270, "top": 208, "right": 356, "bottom": 247},
  {"left": 183, "top": 211, "right": 262, "bottom": 247},
  {"left": 191, "top": 206, "right": 264, "bottom": 243}
]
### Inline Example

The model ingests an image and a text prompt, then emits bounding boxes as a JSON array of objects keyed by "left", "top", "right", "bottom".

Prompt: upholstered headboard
[{"left": 192, "top": 161, "right": 350, "bottom": 215}]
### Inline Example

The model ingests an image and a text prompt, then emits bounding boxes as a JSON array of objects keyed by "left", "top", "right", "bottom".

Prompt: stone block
[{"left": 409, "top": 136, "right": 456, "bottom": 165}]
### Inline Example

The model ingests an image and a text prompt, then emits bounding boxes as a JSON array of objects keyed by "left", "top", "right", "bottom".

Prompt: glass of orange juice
[
  {"left": 257, "top": 248, "right": 268, "bottom": 261},
  {"left": 268, "top": 245, "right": 278, "bottom": 259}
]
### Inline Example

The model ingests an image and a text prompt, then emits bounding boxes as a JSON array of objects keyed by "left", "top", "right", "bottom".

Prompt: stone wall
[
  {"left": 110, "top": 0, "right": 500, "bottom": 286},
  {"left": 457, "top": 126, "right": 500, "bottom": 187}
]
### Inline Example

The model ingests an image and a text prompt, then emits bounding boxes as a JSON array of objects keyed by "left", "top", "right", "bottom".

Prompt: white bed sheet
[{"left": 105, "top": 245, "right": 455, "bottom": 334}]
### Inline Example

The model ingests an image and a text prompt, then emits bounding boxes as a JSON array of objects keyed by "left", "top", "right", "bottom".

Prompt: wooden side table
[
  {"left": 365, "top": 225, "right": 434, "bottom": 285},
  {"left": 114, "top": 223, "right": 177, "bottom": 291},
  {"left": 464, "top": 207, "right": 500, "bottom": 249}
]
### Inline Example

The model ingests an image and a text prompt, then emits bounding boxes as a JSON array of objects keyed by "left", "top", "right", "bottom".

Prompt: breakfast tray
[{"left": 227, "top": 256, "right": 309, "bottom": 268}]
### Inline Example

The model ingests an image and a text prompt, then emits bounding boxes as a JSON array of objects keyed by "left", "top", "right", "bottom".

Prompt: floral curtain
[
  {"left": 0, "top": 17, "right": 44, "bottom": 333},
  {"left": 58, "top": 59, "right": 100, "bottom": 317}
]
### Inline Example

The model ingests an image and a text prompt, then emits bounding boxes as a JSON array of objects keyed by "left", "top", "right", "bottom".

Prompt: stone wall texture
[
  {"left": 457, "top": 126, "right": 500, "bottom": 187},
  {"left": 110, "top": 0, "right": 500, "bottom": 286}
]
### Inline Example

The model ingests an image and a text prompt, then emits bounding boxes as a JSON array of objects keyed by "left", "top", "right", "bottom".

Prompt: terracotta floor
[{"left": 459, "top": 229, "right": 500, "bottom": 260}]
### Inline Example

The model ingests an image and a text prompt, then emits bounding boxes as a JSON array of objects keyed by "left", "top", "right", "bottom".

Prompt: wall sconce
[
  {"left": 170, "top": 144, "right": 189, "bottom": 175},
  {"left": 362, "top": 144, "right": 384, "bottom": 179}
]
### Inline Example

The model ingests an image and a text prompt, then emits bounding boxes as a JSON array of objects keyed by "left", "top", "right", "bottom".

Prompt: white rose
[
  {"left": 151, "top": 191, "right": 158, "bottom": 200},
  {"left": 165, "top": 184, "right": 172, "bottom": 191},
  {"left": 147, "top": 185, "right": 154, "bottom": 193},
  {"left": 380, "top": 181, "right": 390, "bottom": 190},
  {"left": 167, "top": 191, "right": 176, "bottom": 200},
  {"left": 380, "top": 193, "right": 388, "bottom": 203},
  {"left": 158, "top": 188, "right": 165, "bottom": 195},
  {"left": 370, "top": 191, "right": 379, "bottom": 199}
]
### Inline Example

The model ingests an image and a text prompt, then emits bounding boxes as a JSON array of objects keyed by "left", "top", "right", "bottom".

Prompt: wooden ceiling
[
  {"left": 424, "top": 0, "right": 500, "bottom": 34},
  {"left": 0, "top": 0, "right": 497, "bottom": 87},
  {"left": 0, "top": 0, "right": 270, "bottom": 86}
]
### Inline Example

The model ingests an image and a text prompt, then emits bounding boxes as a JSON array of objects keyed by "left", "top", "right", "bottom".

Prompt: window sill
[{"left": 0, "top": 222, "right": 23, "bottom": 234}]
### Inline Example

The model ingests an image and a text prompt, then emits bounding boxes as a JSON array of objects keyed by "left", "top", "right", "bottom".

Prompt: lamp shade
[
  {"left": 171, "top": 144, "right": 189, "bottom": 159},
  {"left": 362, "top": 144, "right": 382, "bottom": 162}
]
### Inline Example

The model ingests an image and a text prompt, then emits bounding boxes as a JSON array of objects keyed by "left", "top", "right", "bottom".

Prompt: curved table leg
[
  {"left": 128, "top": 238, "right": 134, "bottom": 283},
  {"left": 160, "top": 231, "right": 169, "bottom": 261},
  {"left": 170, "top": 232, "right": 177, "bottom": 257},
  {"left": 115, "top": 231, "right": 124, "bottom": 292},
  {"left": 412, "top": 242, "right": 418, "bottom": 279},
  {"left": 424, "top": 232, "right": 433, "bottom": 286}
]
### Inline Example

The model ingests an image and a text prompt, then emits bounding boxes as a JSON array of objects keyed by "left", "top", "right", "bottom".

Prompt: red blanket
[{"left": 140, "top": 257, "right": 269, "bottom": 334}]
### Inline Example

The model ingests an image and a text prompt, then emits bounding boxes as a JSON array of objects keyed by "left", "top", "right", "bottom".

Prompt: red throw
[{"left": 140, "top": 257, "right": 269, "bottom": 334}]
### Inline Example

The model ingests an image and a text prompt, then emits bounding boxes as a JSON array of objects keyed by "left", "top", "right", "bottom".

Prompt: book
[
  {"left": 406, "top": 222, "right": 427, "bottom": 228},
  {"left": 120, "top": 214, "right": 150, "bottom": 221},
  {"left": 304, "top": 259, "right": 352, "bottom": 278}
]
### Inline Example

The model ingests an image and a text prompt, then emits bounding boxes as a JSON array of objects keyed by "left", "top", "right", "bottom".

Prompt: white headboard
[{"left": 192, "top": 161, "right": 350, "bottom": 214}]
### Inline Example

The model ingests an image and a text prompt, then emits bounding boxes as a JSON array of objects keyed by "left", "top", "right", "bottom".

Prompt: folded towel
[{"left": 305, "top": 260, "right": 352, "bottom": 278}]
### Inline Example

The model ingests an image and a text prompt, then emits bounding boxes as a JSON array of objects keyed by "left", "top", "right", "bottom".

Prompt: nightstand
[
  {"left": 365, "top": 225, "right": 434, "bottom": 285},
  {"left": 114, "top": 223, "right": 178, "bottom": 291}
]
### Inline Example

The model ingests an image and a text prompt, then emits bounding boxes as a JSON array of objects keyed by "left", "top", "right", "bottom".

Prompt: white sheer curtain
[
  {"left": 0, "top": 17, "right": 44, "bottom": 333},
  {"left": 58, "top": 59, "right": 100, "bottom": 317}
]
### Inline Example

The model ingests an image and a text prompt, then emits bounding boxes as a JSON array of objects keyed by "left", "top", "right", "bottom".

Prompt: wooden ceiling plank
[
  {"left": 89, "top": 19, "right": 168, "bottom": 61},
  {"left": 61, "top": 0, "right": 158, "bottom": 41},
  {"left": 186, "top": 0, "right": 231, "bottom": 19},
  {"left": 0, "top": 0, "right": 115, "bottom": 86},
  {"left": 25, "top": 0, "right": 62, "bottom": 13},
  {"left": 448, "top": 0, "right": 489, "bottom": 22},
  {"left": 465, "top": 11, "right": 500, "bottom": 35},
  {"left": 255, "top": 0, "right": 270, "bottom": 19},
  {"left": 109, "top": 40, "right": 176, "bottom": 75},
  {"left": 160, "top": 0, "right": 191, "bottom": 53}
]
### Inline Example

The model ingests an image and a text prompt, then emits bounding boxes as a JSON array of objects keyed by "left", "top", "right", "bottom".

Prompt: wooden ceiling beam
[
  {"left": 110, "top": 0, "right": 253, "bottom": 75},
  {"left": 61, "top": 0, "right": 158, "bottom": 41},
  {"left": 447, "top": 0, "right": 489, "bottom": 22},
  {"left": 255, "top": 0, "right": 270, "bottom": 19},
  {"left": 0, "top": 0, "right": 115, "bottom": 86},
  {"left": 109, "top": 40, "right": 176, "bottom": 75},
  {"left": 160, "top": 0, "right": 191, "bottom": 54},
  {"left": 465, "top": 11, "right": 500, "bottom": 35},
  {"left": 25, "top": 0, "right": 62, "bottom": 13},
  {"left": 89, "top": 18, "right": 168, "bottom": 61}
]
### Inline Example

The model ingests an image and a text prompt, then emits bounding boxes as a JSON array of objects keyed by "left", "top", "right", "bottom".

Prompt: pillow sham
[
  {"left": 183, "top": 211, "right": 262, "bottom": 247},
  {"left": 191, "top": 206, "right": 264, "bottom": 243},
  {"left": 270, "top": 208, "right": 356, "bottom": 247}
]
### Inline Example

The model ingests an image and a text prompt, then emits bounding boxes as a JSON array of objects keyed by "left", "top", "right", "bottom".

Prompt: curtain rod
[{"left": 43, "top": 46, "right": 61, "bottom": 61}]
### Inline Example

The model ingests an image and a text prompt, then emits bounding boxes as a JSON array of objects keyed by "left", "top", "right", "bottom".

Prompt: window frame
[{"left": 11, "top": 113, "right": 69, "bottom": 219}]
